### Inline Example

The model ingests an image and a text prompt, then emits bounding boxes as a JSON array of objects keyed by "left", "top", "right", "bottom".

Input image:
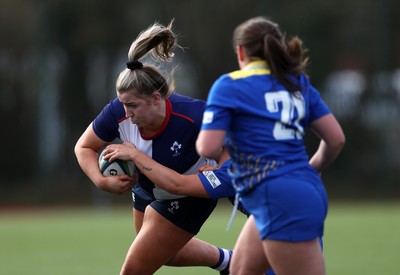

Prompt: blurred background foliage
[{"left": 1, "top": 0, "right": 399, "bottom": 205}]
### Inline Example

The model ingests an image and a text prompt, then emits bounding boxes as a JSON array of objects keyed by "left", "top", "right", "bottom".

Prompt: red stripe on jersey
[
  {"left": 140, "top": 98, "right": 172, "bottom": 139},
  {"left": 118, "top": 117, "right": 129, "bottom": 123},
  {"left": 169, "top": 97, "right": 195, "bottom": 123}
]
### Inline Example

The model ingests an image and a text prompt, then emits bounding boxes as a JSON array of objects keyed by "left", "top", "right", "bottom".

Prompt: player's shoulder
[
  {"left": 106, "top": 97, "right": 125, "bottom": 117},
  {"left": 297, "top": 74, "right": 320, "bottom": 98},
  {"left": 169, "top": 92, "right": 205, "bottom": 105},
  {"left": 94, "top": 97, "right": 125, "bottom": 122},
  {"left": 298, "top": 74, "right": 312, "bottom": 88},
  {"left": 168, "top": 92, "right": 205, "bottom": 116}
]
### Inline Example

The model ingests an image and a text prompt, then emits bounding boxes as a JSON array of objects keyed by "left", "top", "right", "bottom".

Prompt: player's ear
[
  {"left": 151, "top": 90, "right": 162, "bottom": 105},
  {"left": 236, "top": 45, "right": 245, "bottom": 62}
]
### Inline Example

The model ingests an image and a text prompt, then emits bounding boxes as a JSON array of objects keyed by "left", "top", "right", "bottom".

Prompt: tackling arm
[{"left": 123, "top": 143, "right": 211, "bottom": 198}]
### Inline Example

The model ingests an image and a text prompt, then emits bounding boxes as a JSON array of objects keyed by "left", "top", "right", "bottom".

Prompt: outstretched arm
[{"left": 103, "top": 142, "right": 211, "bottom": 198}]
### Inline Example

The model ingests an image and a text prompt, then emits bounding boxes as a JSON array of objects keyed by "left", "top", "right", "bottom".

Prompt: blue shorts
[
  {"left": 132, "top": 184, "right": 217, "bottom": 235},
  {"left": 240, "top": 166, "right": 328, "bottom": 241}
]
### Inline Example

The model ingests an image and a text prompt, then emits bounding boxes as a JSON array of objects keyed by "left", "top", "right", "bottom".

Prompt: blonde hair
[{"left": 116, "top": 20, "right": 178, "bottom": 98}]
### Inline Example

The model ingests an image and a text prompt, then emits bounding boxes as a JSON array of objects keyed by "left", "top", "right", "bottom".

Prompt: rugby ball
[{"left": 98, "top": 149, "right": 136, "bottom": 177}]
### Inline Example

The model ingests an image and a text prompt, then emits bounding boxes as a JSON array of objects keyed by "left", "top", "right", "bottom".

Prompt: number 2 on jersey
[{"left": 264, "top": 91, "right": 305, "bottom": 140}]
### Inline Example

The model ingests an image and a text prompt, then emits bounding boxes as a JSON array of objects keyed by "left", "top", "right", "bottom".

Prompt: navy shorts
[
  {"left": 132, "top": 184, "right": 217, "bottom": 235},
  {"left": 132, "top": 184, "right": 154, "bottom": 212}
]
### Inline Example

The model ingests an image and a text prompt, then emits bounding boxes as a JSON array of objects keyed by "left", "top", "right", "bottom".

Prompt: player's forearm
[
  {"left": 309, "top": 140, "right": 344, "bottom": 173},
  {"left": 309, "top": 114, "right": 345, "bottom": 173},
  {"left": 130, "top": 148, "right": 186, "bottom": 194}
]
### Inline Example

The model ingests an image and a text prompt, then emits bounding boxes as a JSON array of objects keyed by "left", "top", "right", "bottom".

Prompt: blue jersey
[
  {"left": 93, "top": 92, "right": 210, "bottom": 200},
  {"left": 201, "top": 61, "right": 331, "bottom": 194}
]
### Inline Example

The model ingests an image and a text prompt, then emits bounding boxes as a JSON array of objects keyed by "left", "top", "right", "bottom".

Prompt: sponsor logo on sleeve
[
  {"left": 203, "top": 170, "right": 221, "bottom": 188},
  {"left": 202, "top": 111, "right": 214, "bottom": 124}
]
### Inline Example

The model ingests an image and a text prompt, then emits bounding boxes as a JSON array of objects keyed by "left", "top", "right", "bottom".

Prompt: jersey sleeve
[
  {"left": 198, "top": 161, "right": 235, "bottom": 200},
  {"left": 201, "top": 75, "right": 236, "bottom": 130},
  {"left": 92, "top": 98, "right": 125, "bottom": 142},
  {"left": 168, "top": 92, "right": 206, "bottom": 129},
  {"left": 303, "top": 77, "right": 332, "bottom": 126}
]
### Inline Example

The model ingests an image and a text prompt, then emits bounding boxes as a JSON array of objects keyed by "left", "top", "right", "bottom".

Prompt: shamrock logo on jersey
[{"left": 170, "top": 141, "right": 182, "bottom": 156}]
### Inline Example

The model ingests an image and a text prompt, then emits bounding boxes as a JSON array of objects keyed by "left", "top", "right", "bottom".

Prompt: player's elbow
[
  {"left": 196, "top": 130, "right": 225, "bottom": 159},
  {"left": 196, "top": 146, "right": 212, "bottom": 159},
  {"left": 74, "top": 135, "right": 86, "bottom": 159},
  {"left": 331, "top": 130, "right": 346, "bottom": 154},
  {"left": 337, "top": 133, "right": 346, "bottom": 152},
  {"left": 196, "top": 139, "right": 205, "bottom": 156},
  {"left": 74, "top": 143, "right": 81, "bottom": 158},
  {"left": 196, "top": 141, "right": 218, "bottom": 160}
]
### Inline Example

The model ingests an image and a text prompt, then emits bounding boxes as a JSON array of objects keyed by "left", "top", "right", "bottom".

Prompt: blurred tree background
[{"left": 0, "top": 0, "right": 399, "bottom": 205}]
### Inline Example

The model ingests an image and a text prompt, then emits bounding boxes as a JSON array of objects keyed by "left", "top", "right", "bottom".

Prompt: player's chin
[{"left": 130, "top": 119, "right": 139, "bottom": 125}]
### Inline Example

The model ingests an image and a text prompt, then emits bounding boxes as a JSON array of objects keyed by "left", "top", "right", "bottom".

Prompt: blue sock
[{"left": 212, "top": 248, "right": 232, "bottom": 273}]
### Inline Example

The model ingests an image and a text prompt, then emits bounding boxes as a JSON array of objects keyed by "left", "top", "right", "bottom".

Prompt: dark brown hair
[{"left": 233, "top": 16, "right": 309, "bottom": 93}]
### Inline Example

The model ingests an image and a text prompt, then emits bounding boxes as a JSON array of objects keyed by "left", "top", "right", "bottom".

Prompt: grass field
[{"left": 0, "top": 201, "right": 399, "bottom": 275}]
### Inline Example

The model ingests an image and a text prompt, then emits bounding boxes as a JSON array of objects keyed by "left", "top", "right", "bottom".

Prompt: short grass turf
[{"left": 0, "top": 201, "right": 399, "bottom": 275}]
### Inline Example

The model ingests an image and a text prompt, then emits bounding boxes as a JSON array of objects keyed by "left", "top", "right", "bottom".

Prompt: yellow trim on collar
[{"left": 228, "top": 61, "right": 270, "bottom": 80}]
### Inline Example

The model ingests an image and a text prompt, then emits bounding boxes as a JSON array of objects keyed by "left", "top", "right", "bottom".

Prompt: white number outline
[{"left": 264, "top": 91, "right": 305, "bottom": 140}]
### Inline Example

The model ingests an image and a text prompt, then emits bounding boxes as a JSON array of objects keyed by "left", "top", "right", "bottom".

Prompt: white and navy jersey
[
  {"left": 93, "top": 92, "right": 209, "bottom": 200},
  {"left": 201, "top": 61, "right": 331, "bottom": 194}
]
